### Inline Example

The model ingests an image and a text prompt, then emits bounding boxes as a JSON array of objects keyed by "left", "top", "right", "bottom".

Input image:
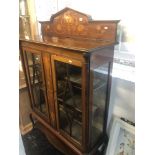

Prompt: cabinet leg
[
  {"left": 97, "top": 142, "right": 107, "bottom": 155},
  {"left": 29, "top": 113, "right": 35, "bottom": 128}
]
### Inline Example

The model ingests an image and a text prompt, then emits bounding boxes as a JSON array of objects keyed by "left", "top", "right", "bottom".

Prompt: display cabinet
[{"left": 20, "top": 7, "right": 119, "bottom": 155}]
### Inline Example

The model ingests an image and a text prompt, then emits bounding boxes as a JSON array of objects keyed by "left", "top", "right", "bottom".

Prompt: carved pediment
[
  {"left": 40, "top": 7, "right": 119, "bottom": 42},
  {"left": 50, "top": 7, "right": 92, "bottom": 22}
]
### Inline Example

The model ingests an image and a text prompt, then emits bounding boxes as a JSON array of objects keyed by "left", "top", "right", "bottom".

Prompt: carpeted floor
[
  {"left": 22, "top": 128, "right": 64, "bottom": 155},
  {"left": 22, "top": 128, "right": 105, "bottom": 155}
]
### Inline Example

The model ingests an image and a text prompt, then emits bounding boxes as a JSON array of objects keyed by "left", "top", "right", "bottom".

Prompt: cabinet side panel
[{"left": 89, "top": 46, "right": 114, "bottom": 147}]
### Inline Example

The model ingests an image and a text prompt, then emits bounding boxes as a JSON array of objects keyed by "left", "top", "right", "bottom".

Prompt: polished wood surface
[
  {"left": 42, "top": 53, "right": 57, "bottom": 128},
  {"left": 40, "top": 7, "right": 119, "bottom": 42},
  {"left": 20, "top": 7, "right": 119, "bottom": 155},
  {"left": 20, "top": 35, "right": 117, "bottom": 52}
]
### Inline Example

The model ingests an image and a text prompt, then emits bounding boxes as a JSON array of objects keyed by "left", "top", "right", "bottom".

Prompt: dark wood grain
[{"left": 40, "top": 7, "right": 119, "bottom": 43}]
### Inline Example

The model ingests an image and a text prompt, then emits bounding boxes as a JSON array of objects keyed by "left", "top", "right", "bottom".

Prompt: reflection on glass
[
  {"left": 55, "top": 60, "right": 82, "bottom": 143},
  {"left": 26, "top": 52, "right": 48, "bottom": 115},
  {"left": 91, "top": 63, "right": 109, "bottom": 145}
]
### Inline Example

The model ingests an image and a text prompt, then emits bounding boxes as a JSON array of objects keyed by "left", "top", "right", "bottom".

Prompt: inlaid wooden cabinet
[{"left": 20, "top": 7, "right": 119, "bottom": 155}]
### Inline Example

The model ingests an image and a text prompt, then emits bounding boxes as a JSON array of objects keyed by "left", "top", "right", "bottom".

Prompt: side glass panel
[
  {"left": 26, "top": 52, "right": 48, "bottom": 116},
  {"left": 91, "top": 62, "right": 109, "bottom": 146},
  {"left": 54, "top": 60, "right": 82, "bottom": 143}
]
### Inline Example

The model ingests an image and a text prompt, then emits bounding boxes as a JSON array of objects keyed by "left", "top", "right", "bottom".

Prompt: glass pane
[
  {"left": 54, "top": 60, "right": 82, "bottom": 143},
  {"left": 91, "top": 63, "right": 109, "bottom": 145},
  {"left": 26, "top": 52, "right": 48, "bottom": 116}
]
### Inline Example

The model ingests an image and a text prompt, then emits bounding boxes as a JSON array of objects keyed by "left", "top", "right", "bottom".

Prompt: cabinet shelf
[
  {"left": 93, "top": 81, "right": 106, "bottom": 92},
  {"left": 28, "top": 63, "right": 40, "bottom": 67},
  {"left": 63, "top": 74, "right": 82, "bottom": 91},
  {"left": 58, "top": 94, "right": 82, "bottom": 113},
  {"left": 59, "top": 105, "right": 82, "bottom": 126},
  {"left": 65, "top": 74, "right": 81, "bottom": 85},
  {"left": 63, "top": 121, "right": 82, "bottom": 142},
  {"left": 93, "top": 71, "right": 107, "bottom": 90},
  {"left": 59, "top": 107, "right": 82, "bottom": 143}
]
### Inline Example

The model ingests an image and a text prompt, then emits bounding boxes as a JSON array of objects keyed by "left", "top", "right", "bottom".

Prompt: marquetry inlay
[{"left": 40, "top": 7, "right": 118, "bottom": 42}]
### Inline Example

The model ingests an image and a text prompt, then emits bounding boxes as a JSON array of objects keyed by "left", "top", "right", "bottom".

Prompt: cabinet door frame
[
  {"left": 42, "top": 52, "right": 57, "bottom": 128},
  {"left": 22, "top": 48, "right": 51, "bottom": 123},
  {"left": 51, "top": 54, "right": 88, "bottom": 151}
]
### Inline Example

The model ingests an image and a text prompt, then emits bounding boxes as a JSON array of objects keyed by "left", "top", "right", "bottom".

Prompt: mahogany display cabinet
[{"left": 20, "top": 7, "right": 119, "bottom": 155}]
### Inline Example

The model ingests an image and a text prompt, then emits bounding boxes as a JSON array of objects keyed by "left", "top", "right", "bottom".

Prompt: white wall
[
  {"left": 19, "top": 131, "right": 26, "bottom": 155},
  {"left": 107, "top": 77, "right": 135, "bottom": 135},
  {"left": 35, "top": 0, "right": 58, "bottom": 21},
  {"left": 35, "top": 0, "right": 136, "bottom": 41}
]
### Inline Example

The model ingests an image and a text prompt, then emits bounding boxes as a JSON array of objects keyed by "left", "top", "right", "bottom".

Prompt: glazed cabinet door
[
  {"left": 23, "top": 49, "right": 50, "bottom": 123},
  {"left": 51, "top": 55, "right": 85, "bottom": 149}
]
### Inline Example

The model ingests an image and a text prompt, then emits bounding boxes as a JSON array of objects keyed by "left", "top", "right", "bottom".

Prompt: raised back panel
[{"left": 40, "top": 7, "right": 119, "bottom": 42}]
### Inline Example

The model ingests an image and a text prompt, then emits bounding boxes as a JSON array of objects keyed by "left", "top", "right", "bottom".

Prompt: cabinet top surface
[{"left": 20, "top": 35, "right": 117, "bottom": 52}]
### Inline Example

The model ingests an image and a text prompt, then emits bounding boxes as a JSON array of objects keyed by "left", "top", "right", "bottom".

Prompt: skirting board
[{"left": 20, "top": 123, "right": 33, "bottom": 135}]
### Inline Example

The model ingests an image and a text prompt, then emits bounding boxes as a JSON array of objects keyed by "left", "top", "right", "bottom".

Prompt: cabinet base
[
  {"left": 31, "top": 111, "right": 106, "bottom": 155},
  {"left": 34, "top": 121, "right": 105, "bottom": 155}
]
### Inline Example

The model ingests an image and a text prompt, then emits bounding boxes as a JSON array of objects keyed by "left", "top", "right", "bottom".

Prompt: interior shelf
[
  {"left": 93, "top": 79, "right": 106, "bottom": 91},
  {"left": 28, "top": 63, "right": 40, "bottom": 67},
  {"left": 59, "top": 108, "right": 82, "bottom": 143},
  {"left": 64, "top": 121, "right": 82, "bottom": 142},
  {"left": 65, "top": 94, "right": 82, "bottom": 111},
  {"left": 66, "top": 73, "right": 81, "bottom": 85},
  {"left": 58, "top": 94, "right": 82, "bottom": 113}
]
